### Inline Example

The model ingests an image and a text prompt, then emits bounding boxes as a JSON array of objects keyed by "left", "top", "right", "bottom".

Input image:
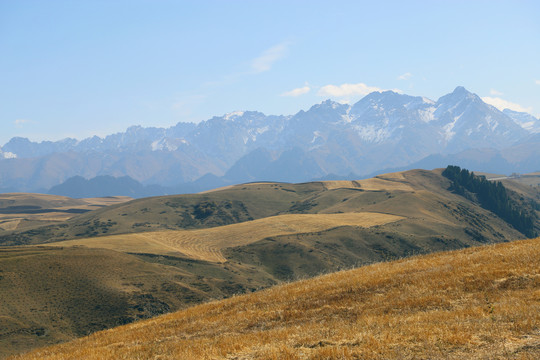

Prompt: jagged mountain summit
[{"left": 1, "top": 87, "right": 539, "bottom": 193}]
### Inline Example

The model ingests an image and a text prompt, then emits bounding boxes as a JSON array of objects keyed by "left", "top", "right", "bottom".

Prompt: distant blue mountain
[
  {"left": 48, "top": 175, "right": 160, "bottom": 198},
  {"left": 1, "top": 86, "right": 539, "bottom": 194}
]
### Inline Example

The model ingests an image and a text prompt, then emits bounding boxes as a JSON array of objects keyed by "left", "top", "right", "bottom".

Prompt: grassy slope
[
  {"left": 15, "top": 169, "right": 535, "bottom": 283},
  {"left": 0, "top": 247, "right": 276, "bottom": 359},
  {"left": 0, "top": 194, "right": 131, "bottom": 234},
  {"left": 46, "top": 212, "right": 404, "bottom": 262},
  {"left": 0, "top": 182, "right": 317, "bottom": 245},
  {"left": 1, "top": 169, "right": 533, "bottom": 251},
  {"left": 14, "top": 237, "right": 540, "bottom": 360},
  {"left": 504, "top": 173, "right": 540, "bottom": 188},
  {"left": 2, "top": 169, "right": 539, "bottom": 358},
  {"left": 222, "top": 169, "right": 537, "bottom": 280}
]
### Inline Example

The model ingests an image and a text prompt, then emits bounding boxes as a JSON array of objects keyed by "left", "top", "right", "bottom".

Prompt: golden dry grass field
[
  {"left": 14, "top": 237, "right": 540, "bottom": 360},
  {"left": 504, "top": 173, "right": 540, "bottom": 188},
  {"left": 2, "top": 169, "right": 540, "bottom": 358},
  {"left": 0, "top": 193, "right": 131, "bottom": 233},
  {"left": 46, "top": 212, "right": 403, "bottom": 262},
  {"left": 3, "top": 169, "right": 535, "bottom": 249}
]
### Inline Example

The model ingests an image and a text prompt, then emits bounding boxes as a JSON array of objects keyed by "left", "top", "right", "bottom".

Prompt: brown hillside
[
  {"left": 2, "top": 169, "right": 535, "bottom": 249},
  {"left": 0, "top": 246, "right": 275, "bottom": 359},
  {"left": 2, "top": 169, "right": 539, "bottom": 358},
  {"left": 14, "top": 237, "right": 540, "bottom": 360},
  {"left": 0, "top": 193, "right": 131, "bottom": 233},
  {"left": 46, "top": 212, "right": 403, "bottom": 262}
]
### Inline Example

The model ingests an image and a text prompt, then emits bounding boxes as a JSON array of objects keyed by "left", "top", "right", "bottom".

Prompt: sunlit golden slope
[
  {"left": 15, "top": 237, "right": 540, "bottom": 360},
  {"left": 47, "top": 212, "right": 403, "bottom": 262}
]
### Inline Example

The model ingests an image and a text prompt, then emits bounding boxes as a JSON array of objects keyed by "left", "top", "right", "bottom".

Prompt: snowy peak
[
  {"left": 0, "top": 148, "right": 16, "bottom": 159},
  {"left": 433, "top": 87, "right": 527, "bottom": 148},
  {"left": 503, "top": 109, "right": 540, "bottom": 133},
  {"left": 291, "top": 100, "right": 350, "bottom": 127},
  {"left": 2, "top": 136, "right": 78, "bottom": 158},
  {"left": 452, "top": 85, "right": 472, "bottom": 96},
  {"left": 308, "top": 99, "right": 350, "bottom": 114},
  {"left": 445, "top": 86, "right": 482, "bottom": 103},
  {"left": 223, "top": 111, "right": 245, "bottom": 121},
  {"left": 435, "top": 86, "right": 480, "bottom": 114},
  {"left": 350, "top": 91, "right": 431, "bottom": 117},
  {"left": 151, "top": 137, "right": 189, "bottom": 152},
  {"left": 1, "top": 86, "right": 536, "bottom": 172},
  {"left": 207, "top": 111, "right": 270, "bottom": 127},
  {"left": 1, "top": 86, "right": 540, "bottom": 193},
  {"left": 345, "top": 91, "right": 436, "bottom": 143}
]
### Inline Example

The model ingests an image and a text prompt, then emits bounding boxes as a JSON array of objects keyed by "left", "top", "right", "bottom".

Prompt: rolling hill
[
  {"left": 45, "top": 212, "right": 404, "bottom": 262},
  {"left": 0, "top": 193, "right": 131, "bottom": 234},
  {"left": 1, "top": 167, "right": 539, "bottom": 358},
  {"left": 2, "top": 169, "right": 537, "bottom": 247},
  {"left": 13, "top": 237, "right": 540, "bottom": 359}
]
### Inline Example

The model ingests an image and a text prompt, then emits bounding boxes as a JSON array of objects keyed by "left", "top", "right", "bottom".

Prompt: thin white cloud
[
  {"left": 281, "top": 86, "right": 310, "bottom": 97},
  {"left": 397, "top": 72, "right": 412, "bottom": 80},
  {"left": 536, "top": 80, "right": 540, "bottom": 85},
  {"left": 14, "top": 119, "right": 31, "bottom": 127},
  {"left": 174, "top": 42, "right": 291, "bottom": 113},
  {"left": 318, "top": 83, "right": 382, "bottom": 97},
  {"left": 482, "top": 96, "right": 533, "bottom": 114},
  {"left": 490, "top": 89, "right": 503, "bottom": 96},
  {"left": 251, "top": 42, "right": 289, "bottom": 73},
  {"left": 317, "top": 82, "right": 400, "bottom": 98}
]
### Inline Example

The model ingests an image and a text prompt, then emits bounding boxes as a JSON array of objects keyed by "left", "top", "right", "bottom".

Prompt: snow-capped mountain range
[{"left": 1, "top": 86, "right": 539, "bottom": 194}]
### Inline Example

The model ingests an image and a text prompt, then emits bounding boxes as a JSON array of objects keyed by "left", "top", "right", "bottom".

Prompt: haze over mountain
[{"left": 1, "top": 87, "right": 539, "bottom": 196}]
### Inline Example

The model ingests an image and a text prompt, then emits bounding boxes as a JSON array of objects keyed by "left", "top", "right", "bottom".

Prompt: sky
[{"left": 1, "top": 0, "right": 539, "bottom": 145}]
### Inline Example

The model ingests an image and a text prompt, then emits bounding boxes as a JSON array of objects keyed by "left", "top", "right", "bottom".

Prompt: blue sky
[{"left": 1, "top": 0, "right": 539, "bottom": 145}]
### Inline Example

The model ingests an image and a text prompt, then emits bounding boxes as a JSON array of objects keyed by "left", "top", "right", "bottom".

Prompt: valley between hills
[{"left": 1, "top": 167, "right": 539, "bottom": 359}]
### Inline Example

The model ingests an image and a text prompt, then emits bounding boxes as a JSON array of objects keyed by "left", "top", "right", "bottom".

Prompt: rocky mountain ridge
[{"left": 1, "top": 87, "right": 539, "bottom": 193}]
